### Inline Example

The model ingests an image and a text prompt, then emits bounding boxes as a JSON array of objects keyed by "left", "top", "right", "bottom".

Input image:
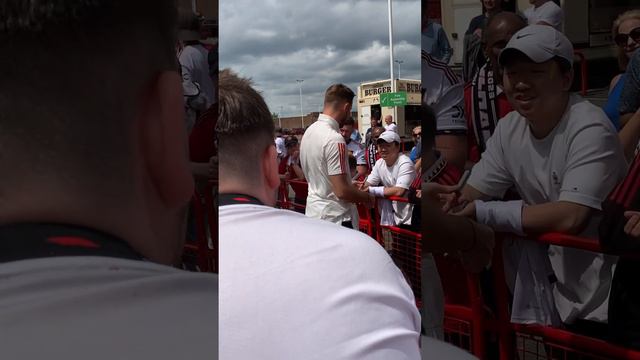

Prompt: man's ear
[
  {"left": 262, "top": 144, "right": 280, "bottom": 193},
  {"left": 138, "top": 71, "right": 194, "bottom": 207}
]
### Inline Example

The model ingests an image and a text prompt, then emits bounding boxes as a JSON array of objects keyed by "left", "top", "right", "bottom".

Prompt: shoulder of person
[{"left": 567, "top": 96, "right": 615, "bottom": 130}]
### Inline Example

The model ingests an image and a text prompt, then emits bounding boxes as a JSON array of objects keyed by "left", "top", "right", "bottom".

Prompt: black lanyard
[
  {"left": 0, "top": 223, "right": 142, "bottom": 264},
  {"left": 219, "top": 193, "right": 264, "bottom": 206}
]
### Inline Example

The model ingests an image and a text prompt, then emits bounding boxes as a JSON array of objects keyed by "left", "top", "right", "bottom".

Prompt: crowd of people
[{"left": 424, "top": 0, "right": 640, "bottom": 353}]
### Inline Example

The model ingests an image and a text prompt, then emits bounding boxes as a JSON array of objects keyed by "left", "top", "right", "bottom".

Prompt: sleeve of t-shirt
[
  {"left": 559, "top": 120, "right": 627, "bottom": 210},
  {"left": 366, "top": 161, "right": 382, "bottom": 185},
  {"left": 325, "top": 137, "right": 348, "bottom": 176},
  {"left": 619, "top": 51, "right": 640, "bottom": 116},
  {"left": 434, "top": 82, "right": 467, "bottom": 134},
  {"left": 355, "top": 146, "right": 367, "bottom": 165},
  {"left": 467, "top": 121, "right": 514, "bottom": 198},
  {"left": 395, "top": 161, "right": 416, "bottom": 190},
  {"left": 538, "top": 3, "right": 564, "bottom": 29}
]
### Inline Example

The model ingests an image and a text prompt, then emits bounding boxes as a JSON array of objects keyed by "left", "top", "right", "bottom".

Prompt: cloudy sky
[{"left": 220, "top": 0, "right": 420, "bottom": 117}]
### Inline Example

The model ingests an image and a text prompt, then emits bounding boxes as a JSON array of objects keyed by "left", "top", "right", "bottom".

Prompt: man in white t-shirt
[
  {"left": 524, "top": 0, "right": 564, "bottom": 32},
  {"left": 364, "top": 131, "right": 416, "bottom": 226},
  {"left": 178, "top": 10, "right": 215, "bottom": 110},
  {"left": 422, "top": 50, "right": 467, "bottom": 170},
  {"left": 274, "top": 128, "right": 286, "bottom": 160},
  {"left": 450, "top": 25, "right": 627, "bottom": 327},
  {"left": 300, "top": 84, "right": 372, "bottom": 228},
  {"left": 340, "top": 117, "right": 368, "bottom": 179},
  {"left": 218, "top": 69, "right": 422, "bottom": 360},
  {"left": 0, "top": 2, "right": 217, "bottom": 359},
  {"left": 384, "top": 114, "right": 398, "bottom": 133}
]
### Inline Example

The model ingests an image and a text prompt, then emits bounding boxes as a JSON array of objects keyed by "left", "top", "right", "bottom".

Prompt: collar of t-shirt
[
  {"left": 219, "top": 193, "right": 265, "bottom": 206},
  {"left": 0, "top": 223, "right": 143, "bottom": 264},
  {"left": 318, "top": 113, "right": 340, "bottom": 132}
]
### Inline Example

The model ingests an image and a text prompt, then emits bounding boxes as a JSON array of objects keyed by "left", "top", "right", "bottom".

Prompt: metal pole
[
  {"left": 395, "top": 60, "right": 403, "bottom": 79},
  {"left": 387, "top": 0, "right": 397, "bottom": 129},
  {"left": 279, "top": 106, "right": 282, "bottom": 128},
  {"left": 296, "top": 79, "right": 304, "bottom": 128}
]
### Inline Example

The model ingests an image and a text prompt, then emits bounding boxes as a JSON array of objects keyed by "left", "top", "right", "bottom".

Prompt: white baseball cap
[
  {"left": 498, "top": 25, "right": 573, "bottom": 68},
  {"left": 377, "top": 130, "right": 401, "bottom": 144}
]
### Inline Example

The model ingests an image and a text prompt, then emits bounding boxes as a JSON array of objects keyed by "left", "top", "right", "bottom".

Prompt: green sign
[{"left": 380, "top": 91, "right": 407, "bottom": 107}]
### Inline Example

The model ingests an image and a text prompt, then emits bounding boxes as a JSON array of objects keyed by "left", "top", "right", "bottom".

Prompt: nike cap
[
  {"left": 499, "top": 25, "right": 573, "bottom": 68},
  {"left": 377, "top": 130, "right": 401, "bottom": 144}
]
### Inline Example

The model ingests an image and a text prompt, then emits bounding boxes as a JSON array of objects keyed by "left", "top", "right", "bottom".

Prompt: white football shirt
[
  {"left": 0, "top": 257, "right": 217, "bottom": 359},
  {"left": 178, "top": 44, "right": 215, "bottom": 109},
  {"left": 220, "top": 203, "right": 422, "bottom": 360},
  {"left": 422, "top": 51, "right": 466, "bottom": 133},
  {"left": 300, "top": 114, "right": 354, "bottom": 224}
]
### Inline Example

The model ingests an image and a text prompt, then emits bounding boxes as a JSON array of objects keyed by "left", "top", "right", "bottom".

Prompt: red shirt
[
  {"left": 463, "top": 83, "right": 513, "bottom": 163},
  {"left": 189, "top": 105, "right": 216, "bottom": 163}
]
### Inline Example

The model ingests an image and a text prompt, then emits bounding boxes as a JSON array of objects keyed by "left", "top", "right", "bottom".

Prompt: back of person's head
[
  {"left": 0, "top": 0, "right": 194, "bottom": 264},
  {"left": 217, "top": 69, "right": 280, "bottom": 204},
  {"left": 423, "top": 105, "right": 437, "bottom": 150},
  {"left": 323, "top": 84, "right": 354, "bottom": 122},
  {"left": 343, "top": 117, "right": 355, "bottom": 127}
]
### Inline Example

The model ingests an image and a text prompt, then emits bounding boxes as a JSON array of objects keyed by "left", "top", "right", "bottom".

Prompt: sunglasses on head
[{"left": 615, "top": 27, "right": 640, "bottom": 48}]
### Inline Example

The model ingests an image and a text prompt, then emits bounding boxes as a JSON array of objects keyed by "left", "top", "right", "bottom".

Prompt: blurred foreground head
[{"left": 0, "top": 0, "right": 194, "bottom": 265}]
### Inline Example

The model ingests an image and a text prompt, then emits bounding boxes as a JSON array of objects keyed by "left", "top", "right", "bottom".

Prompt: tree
[{"left": 271, "top": 112, "right": 279, "bottom": 124}]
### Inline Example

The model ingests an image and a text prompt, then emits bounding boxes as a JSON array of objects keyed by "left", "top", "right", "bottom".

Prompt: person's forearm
[
  {"left": 382, "top": 187, "right": 407, "bottom": 198},
  {"left": 621, "top": 113, "right": 634, "bottom": 128},
  {"left": 292, "top": 164, "right": 305, "bottom": 180},
  {"left": 521, "top": 201, "right": 591, "bottom": 235}
]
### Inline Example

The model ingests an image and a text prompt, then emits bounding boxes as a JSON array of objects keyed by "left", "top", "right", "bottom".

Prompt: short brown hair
[
  {"left": 324, "top": 84, "right": 355, "bottom": 107},
  {"left": 217, "top": 69, "right": 275, "bottom": 179}
]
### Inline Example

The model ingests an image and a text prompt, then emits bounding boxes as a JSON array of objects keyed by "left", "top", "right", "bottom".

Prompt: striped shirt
[{"left": 422, "top": 51, "right": 466, "bottom": 134}]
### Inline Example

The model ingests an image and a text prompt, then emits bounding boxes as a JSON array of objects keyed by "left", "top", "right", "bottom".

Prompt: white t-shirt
[
  {"left": 468, "top": 95, "right": 627, "bottom": 324},
  {"left": 524, "top": 1, "right": 564, "bottom": 32},
  {"left": 220, "top": 204, "right": 421, "bottom": 360},
  {"left": 422, "top": 51, "right": 466, "bottom": 133},
  {"left": 275, "top": 136, "right": 286, "bottom": 157},
  {"left": 179, "top": 44, "right": 215, "bottom": 109},
  {"left": 384, "top": 123, "right": 398, "bottom": 133},
  {"left": 346, "top": 140, "right": 366, "bottom": 166},
  {"left": 0, "top": 257, "right": 217, "bottom": 359},
  {"left": 300, "top": 114, "right": 355, "bottom": 224},
  {"left": 366, "top": 154, "right": 416, "bottom": 225}
]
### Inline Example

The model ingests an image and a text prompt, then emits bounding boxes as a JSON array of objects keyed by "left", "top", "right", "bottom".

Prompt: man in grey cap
[{"left": 449, "top": 25, "right": 627, "bottom": 332}]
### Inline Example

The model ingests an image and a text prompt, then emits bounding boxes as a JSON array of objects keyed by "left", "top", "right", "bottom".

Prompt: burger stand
[{"left": 356, "top": 78, "right": 422, "bottom": 148}]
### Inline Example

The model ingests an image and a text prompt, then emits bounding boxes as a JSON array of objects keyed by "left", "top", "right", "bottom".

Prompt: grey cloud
[{"left": 220, "top": 0, "right": 420, "bottom": 117}]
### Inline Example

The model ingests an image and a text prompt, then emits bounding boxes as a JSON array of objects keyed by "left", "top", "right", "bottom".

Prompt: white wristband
[
  {"left": 475, "top": 200, "right": 526, "bottom": 236},
  {"left": 368, "top": 186, "right": 385, "bottom": 197}
]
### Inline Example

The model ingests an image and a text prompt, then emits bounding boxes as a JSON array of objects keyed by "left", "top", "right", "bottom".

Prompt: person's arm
[
  {"left": 436, "top": 134, "right": 467, "bottom": 172},
  {"left": 619, "top": 51, "right": 640, "bottom": 127},
  {"left": 618, "top": 107, "right": 640, "bottom": 161},
  {"left": 423, "top": 183, "right": 495, "bottom": 273},
  {"left": 454, "top": 198, "right": 591, "bottom": 235},
  {"left": 291, "top": 163, "right": 305, "bottom": 180},
  {"left": 329, "top": 174, "right": 371, "bottom": 204}
]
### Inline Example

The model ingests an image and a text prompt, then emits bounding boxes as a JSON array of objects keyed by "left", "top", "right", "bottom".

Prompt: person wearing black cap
[
  {"left": 0, "top": 1, "right": 216, "bottom": 358},
  {"left": 449, "top": 25, "right": 627, "bottom": 331}
]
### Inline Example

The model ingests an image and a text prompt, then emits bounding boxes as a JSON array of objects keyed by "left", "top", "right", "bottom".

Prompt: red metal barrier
[
  {"left": 574, "top": 50, "right": 588, "bottom": 96},
  {"left": 184, "top": 181, "right": 218, "bottom": 273}
]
